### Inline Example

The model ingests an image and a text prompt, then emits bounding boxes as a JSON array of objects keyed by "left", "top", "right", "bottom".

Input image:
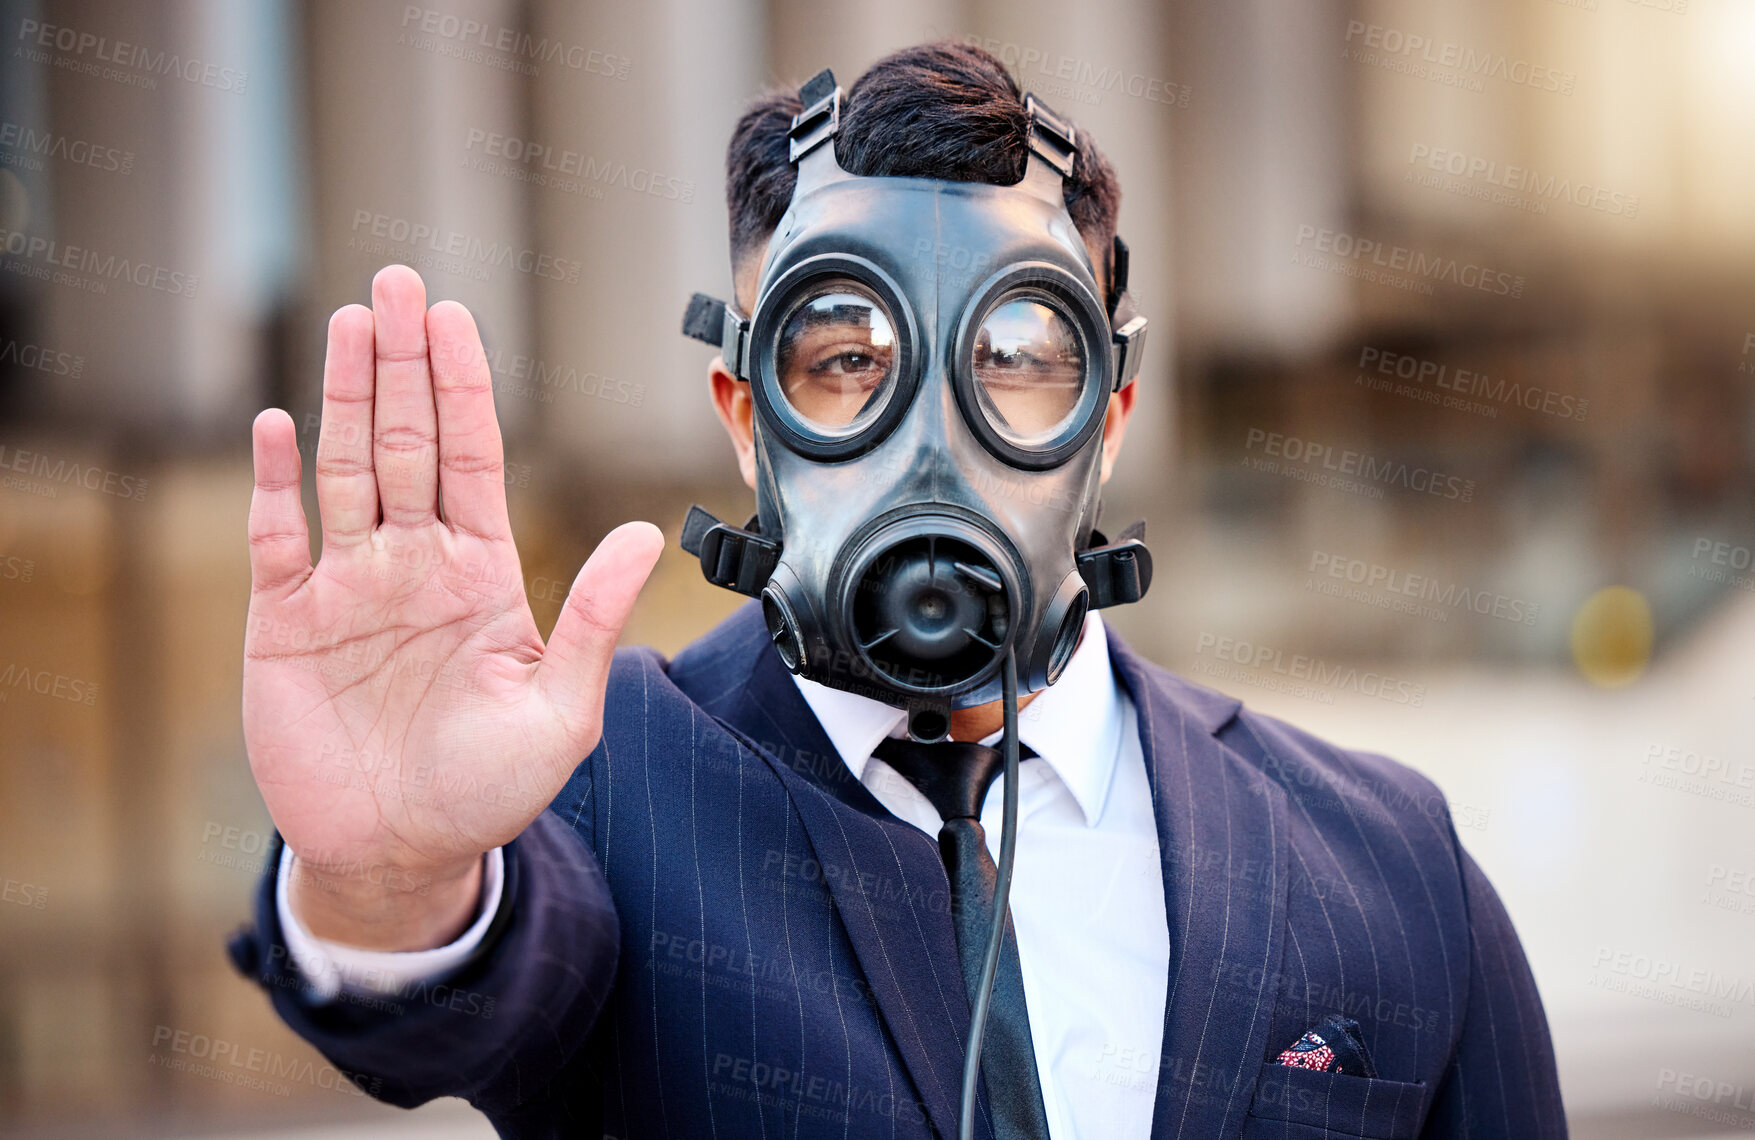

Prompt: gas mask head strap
[
  {"left": 682, "top": 71, "right": 1146, "bottom": 387},
  {"left": 786, "top": 68, "right": 1076, "bottom": 205}
]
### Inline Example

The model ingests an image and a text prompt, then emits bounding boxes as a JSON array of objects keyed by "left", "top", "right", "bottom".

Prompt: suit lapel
[
  {"left": 702, "top": 609, "right": 976, "bottom": 1140},
  {"left": 685, "top": 606, "right": 1290, "bottom": 1140},
  {"left": 1106, "top": 630, "right": 1291, "bottom": 1140}
]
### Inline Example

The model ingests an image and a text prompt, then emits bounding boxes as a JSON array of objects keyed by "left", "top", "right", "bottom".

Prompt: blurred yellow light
[{"left": 1569, "top": 586, "right": 1653, "bottom": 688}]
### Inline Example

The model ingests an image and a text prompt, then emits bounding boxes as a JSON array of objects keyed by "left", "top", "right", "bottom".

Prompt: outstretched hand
[{"left": 243, "top": 265, "right": 662, "bottom": 948}]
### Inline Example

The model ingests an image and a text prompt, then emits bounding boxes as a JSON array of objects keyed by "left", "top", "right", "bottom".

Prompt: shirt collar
[{"left": 791, "top": 611, "right": 1122, "bottom": 828}]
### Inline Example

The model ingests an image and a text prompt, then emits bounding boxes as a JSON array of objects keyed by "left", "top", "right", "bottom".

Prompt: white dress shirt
[
  {"left": 279, "top": 611, "right": 1169, "bottom": 1139},
  {"left": 277, "top": 843, "right": 505, "bottom": 1002}
]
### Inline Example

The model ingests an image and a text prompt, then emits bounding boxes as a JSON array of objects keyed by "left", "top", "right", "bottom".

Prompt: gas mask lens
[
  {"left": 775, "top": 280, "right": 899, "bottom": 434},
  {"left": 971, "top": 294, "right": 1087, "bottom": 446}
]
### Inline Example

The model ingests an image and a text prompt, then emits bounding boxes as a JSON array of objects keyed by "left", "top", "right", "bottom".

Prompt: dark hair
[{"left": 724, "top": 41, "right": 1121, "bottom": 292}]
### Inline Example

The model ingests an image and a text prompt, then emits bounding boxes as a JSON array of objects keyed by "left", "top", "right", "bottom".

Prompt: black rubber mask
[{"left": 681, "top": 70, "right": 1151, "bottom": 741}]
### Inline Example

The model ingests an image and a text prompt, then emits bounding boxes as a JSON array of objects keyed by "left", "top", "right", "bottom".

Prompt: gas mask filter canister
[{"left": 681, "top": 69, "right": 1152, "bottom": 743}]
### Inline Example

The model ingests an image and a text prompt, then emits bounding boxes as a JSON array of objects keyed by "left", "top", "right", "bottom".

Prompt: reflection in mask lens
[
  {"left": 776, "top": 283, "right": 897, "bottom": 432},
  {"left": 972, "top": 297, "right": 1085, "bottom": 444}
]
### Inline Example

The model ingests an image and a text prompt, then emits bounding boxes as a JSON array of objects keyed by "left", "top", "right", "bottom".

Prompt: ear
[
  {"left": 1098, "top": 380, "right": 1138, "bottom": 486},
  {"left": 708, "top": 357, "right": 758, "bottom": 489}
]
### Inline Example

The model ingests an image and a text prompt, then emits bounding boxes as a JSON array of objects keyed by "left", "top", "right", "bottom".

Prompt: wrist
[{"left": 288, "top": 849, "right": 485, "bottom": 951}]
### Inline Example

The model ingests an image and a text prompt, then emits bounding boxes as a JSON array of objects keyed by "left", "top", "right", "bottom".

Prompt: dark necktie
[{"left": 871, "top": 736, "right": 1052, "bottom": 1140}]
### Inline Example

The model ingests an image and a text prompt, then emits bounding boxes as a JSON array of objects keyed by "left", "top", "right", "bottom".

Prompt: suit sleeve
[
  {"left": 1421, "top": 843, "right": 1568, "bottom": 1138},
  {"left": 226, "top": 809, "right": 619, "bottom": 1119}
]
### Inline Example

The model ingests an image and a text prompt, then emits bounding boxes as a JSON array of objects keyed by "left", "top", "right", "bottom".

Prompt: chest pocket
[{"left": 1241, "top": 1065, "right": 1427, "bottom": 1139}]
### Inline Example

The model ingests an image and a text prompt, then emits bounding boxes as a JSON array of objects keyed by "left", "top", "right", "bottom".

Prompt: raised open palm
[{"left": 243, "top": 265, "right": 661, "bottom": 946}]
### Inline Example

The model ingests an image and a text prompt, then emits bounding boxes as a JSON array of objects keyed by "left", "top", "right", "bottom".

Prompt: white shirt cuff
[{"left": 275, "top": 845, "right": 505, "bottom": 1003}]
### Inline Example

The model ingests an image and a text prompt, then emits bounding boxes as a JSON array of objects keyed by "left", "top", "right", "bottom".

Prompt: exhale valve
[{"left": 851, "top": 533, "right": 1010, "bottom": 692}]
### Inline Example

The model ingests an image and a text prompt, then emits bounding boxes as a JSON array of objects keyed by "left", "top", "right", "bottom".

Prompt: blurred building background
[{"left": 0, "top": 0, "right": 1750, "bottom": 1136}]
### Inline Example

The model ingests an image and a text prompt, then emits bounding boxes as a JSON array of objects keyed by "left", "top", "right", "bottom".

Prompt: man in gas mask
[{"left": 234, "top": 42, "right": 1564, "bottom": 1139}]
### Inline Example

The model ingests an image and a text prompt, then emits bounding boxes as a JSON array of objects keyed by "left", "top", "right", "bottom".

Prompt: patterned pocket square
[{"left": 1273, "top": 1013, "right": 1378, "bottom": 1078}]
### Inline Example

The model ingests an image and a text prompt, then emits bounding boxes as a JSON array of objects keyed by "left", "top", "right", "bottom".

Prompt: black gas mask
[{"left": 682, "top": 70, "right": 1152, "bottom": 744}]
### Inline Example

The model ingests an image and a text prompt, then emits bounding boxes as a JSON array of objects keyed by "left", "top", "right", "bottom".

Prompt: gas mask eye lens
[
  {"left": 972, "top": 297, "right": 1086, "bottom": 445},
  {"left": 775, "top": 282, "right": 899, "bottom": 433}
]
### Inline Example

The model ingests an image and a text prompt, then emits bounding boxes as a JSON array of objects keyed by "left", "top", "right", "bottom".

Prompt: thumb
[{"left": 536, "top": 520, "right": 666, "bottom": 735}]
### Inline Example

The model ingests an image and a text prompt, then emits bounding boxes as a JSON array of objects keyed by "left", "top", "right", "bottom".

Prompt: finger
[
  {"left": 537, "top": 522, "right": 666, "bottom": 734},
  {"left": 248, "top": 408, "right": 312, "bottom": 593},
  {"left": 427, "top": 300, "right": 511, "bottom": 541},
  {"left": 370, "top": 265, "right": 440, "bottom": 525},
  {"left": 315, "top": 304, "right": 378, "bottom": 547}
]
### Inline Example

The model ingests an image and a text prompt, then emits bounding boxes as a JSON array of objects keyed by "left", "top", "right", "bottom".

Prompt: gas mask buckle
[
  {"left": 679, "top": 505, "right": 778, "bottom": 597},
  {"left": 1076, "top": 522, "right": 1154, "bottom": 609}
]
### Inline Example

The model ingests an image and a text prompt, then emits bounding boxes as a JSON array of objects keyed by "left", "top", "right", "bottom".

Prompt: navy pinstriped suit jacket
[{"left": 230, "top": 602, "right": 1567, "bottom": 1138}]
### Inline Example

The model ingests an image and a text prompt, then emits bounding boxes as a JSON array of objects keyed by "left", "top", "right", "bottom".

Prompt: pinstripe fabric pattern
[{"left": 229, "top": 601, "right": 1564, "bottom": 1139}]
